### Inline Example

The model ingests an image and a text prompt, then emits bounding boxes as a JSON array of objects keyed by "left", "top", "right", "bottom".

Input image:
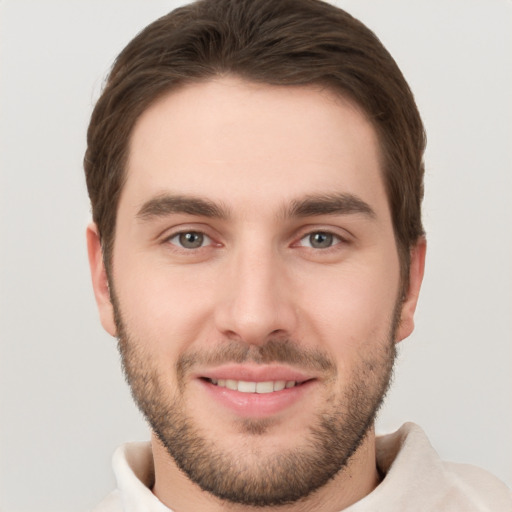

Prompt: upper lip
[{"left": 194, "top": 364, "right": 316, "bottom": 383}]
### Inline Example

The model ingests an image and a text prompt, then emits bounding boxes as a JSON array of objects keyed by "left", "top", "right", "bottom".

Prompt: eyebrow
[
  {"left": 287, "top": 193, "right": 376, "bottom": 219},
  {"left": 136, "top": 192, "right": 375, "bottom": 222},
  {"left": 136, "top": 194, "right": 230, "bottom": 220}
]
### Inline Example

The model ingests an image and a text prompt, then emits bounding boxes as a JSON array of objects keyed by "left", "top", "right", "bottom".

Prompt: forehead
[{"left": 123, "top": 77, "right": 387, "bottom": 218}]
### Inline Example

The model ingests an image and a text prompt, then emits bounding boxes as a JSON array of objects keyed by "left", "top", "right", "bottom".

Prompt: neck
[{"left": 151, "top": 427, "right": 380, "bottom": 512}]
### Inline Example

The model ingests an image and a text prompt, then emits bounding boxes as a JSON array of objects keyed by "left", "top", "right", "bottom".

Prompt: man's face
[{"left": 89, "top": 77, "right": 423, "bottom": 506}]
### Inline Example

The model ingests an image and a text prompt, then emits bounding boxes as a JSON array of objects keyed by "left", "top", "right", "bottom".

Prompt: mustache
[{"left": 176, "top": 338, "right": 337, "bottom": 380}]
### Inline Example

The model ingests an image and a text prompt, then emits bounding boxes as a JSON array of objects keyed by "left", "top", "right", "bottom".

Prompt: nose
[{"left": 214, "top": 242, "right": 298, "bottom": 346}]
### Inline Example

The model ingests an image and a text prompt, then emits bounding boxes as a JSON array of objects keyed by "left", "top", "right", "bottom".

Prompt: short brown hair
[{"left": 84, "top": 0, "right": 426, "bottom": 287}]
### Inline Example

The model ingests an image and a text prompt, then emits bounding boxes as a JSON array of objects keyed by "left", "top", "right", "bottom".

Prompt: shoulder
[
  {"left": 442, "top": 460, "right": 512, "bottom": 510},
  {"left": 366, "top": 423, "right": 512, "bottom": 511}
]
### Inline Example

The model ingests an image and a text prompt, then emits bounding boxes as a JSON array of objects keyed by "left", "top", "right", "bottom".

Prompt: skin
[{"left": 88, "top": 77, "right": 425, "bottom": 511}]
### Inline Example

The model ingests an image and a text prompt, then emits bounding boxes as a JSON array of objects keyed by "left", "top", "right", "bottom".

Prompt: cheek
[
  {"left": 295, "top": 259, "right": 400, "bottom": 356},
  {"left": 113, "top": 256, "right": 217, "bottom": 355}
]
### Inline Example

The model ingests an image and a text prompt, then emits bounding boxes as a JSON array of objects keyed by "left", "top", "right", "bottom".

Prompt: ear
[
  {"left": 86, "top": 223, "right": 117, "bottom": 337},
  {"left": 396, "top": 237, "right": 426, "bottom": 343}
]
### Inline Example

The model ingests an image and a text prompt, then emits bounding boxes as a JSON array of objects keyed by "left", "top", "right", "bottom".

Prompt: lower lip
[{"left": 199, "top": 379, "right": 316, "bottom": 418}]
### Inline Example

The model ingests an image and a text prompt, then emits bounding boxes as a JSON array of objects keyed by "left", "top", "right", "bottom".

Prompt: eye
[
  {"left": 298, "top": 231, "right": 341, "bottom": 249},
  {"left": 168, "top": 231, "right": 212, "bottom": 249}
]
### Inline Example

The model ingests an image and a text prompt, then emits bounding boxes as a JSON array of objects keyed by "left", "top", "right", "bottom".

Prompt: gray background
[{"left": 1, "top": 1, "right": 511, "bottom": 510}]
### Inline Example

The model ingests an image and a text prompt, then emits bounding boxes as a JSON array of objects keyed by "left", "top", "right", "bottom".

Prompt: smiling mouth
[{"left": 205, "top": 378, "right": 307, "bottom": 393}]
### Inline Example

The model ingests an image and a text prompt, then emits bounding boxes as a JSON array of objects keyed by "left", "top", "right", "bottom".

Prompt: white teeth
[
  {"left": 273, "top": 380, "right": 286, "bottom": 391},
  {"left": 238, "top": 381, "right": 257, "bottom": 393},
  {"left": 256, "top": 381, "right": 274, "bottom": 393},
  {"left": 226, "top": 379, "right": 238, "bottom": 391},
  {"left": 210, "top": 379, "right": 298, "bottom": 393}
]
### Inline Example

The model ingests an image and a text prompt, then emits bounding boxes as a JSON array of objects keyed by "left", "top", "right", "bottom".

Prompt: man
[{"left": 84, "top": 0, "right": 511, "bottom": 510}]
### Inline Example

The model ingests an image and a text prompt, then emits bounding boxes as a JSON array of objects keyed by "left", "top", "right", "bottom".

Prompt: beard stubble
[{"left": 113, "top": 296, "right": 398, "bottom": 507}]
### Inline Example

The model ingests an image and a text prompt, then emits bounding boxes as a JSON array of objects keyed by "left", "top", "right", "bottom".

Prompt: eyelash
[
  {"left": 163, "top": 228, "right": 348, "bottom": 252},
  {"left": 165, "top": 230, "right": 214, "bottom": 250},
  {"left": 295, "top": 231, "right": 346, "bottom": 250}
]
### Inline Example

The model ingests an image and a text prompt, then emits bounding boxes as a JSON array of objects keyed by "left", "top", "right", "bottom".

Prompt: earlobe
[
  {"left": 86, "top": 223, "right": 117, "bottom": 337},
  {"left": 396, "top": 237, "right": 426, "bottom": 343}
]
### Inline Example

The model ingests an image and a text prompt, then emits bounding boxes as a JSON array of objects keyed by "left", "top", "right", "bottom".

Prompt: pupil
[
  {"left": 180, "top": 232, "right": 203, "bottom": 248},
  {"left": 311, "top": 232, "right": 332, "bottom": 248}
]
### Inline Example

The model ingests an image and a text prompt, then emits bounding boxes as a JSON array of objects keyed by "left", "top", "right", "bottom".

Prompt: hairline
[{"left": 103, "top": 74, "right": 413, "bottom": 293}]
